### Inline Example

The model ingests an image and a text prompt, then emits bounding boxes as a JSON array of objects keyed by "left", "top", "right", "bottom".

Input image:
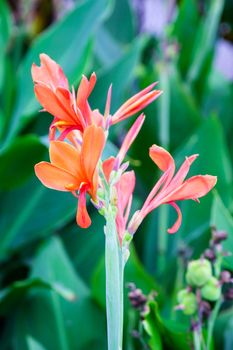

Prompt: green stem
[
  {"left": 105, "top": 207, "right": 124, "bottom": 350},
  {"left": 206, "top": 298, "right": 222, "bottom": 350},
  {"left": 193, "top": 329, "right": 201, "bottom": 350},
  {"left": 157, "top": 62, "right": 170, "bottom": 276}
]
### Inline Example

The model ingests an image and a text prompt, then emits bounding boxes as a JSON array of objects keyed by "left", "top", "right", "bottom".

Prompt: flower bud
[
  {"left": 186, "top": 259, "right": 212, "bottom": 287},
  {"left": 201, "top": 277, "right": 221, "bottom": 301},
  {"left": 177, "top": 289, "right": 198, "bottom": 315}
]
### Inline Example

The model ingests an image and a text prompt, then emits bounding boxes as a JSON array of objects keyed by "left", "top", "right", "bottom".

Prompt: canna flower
[
  {"left": 35, "top": 125, "right": 105, "bottom": 228},
  {"left": 32, "top": 54, "right": 162, "bottom": 140},
  {"left": 32, "top": 53, "right": 101, "bottom": 140},
  {"left": 128, "top": 145, "right": 217, "bottom": 235}
]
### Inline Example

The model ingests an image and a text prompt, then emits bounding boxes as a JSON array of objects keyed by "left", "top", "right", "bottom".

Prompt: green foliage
[{"left": 0, "top": 0, "right": 233, "bottom": 348}]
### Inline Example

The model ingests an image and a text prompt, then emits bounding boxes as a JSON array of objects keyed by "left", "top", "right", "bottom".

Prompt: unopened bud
[
  {"left": 186, "top": 259, "right": 212, "bottom": 287},
  {"left": 201, "top": 277, "right": 221, "bottom": 301},
  {"left": 220, "top": 270, "right": 231, "bottom": 284},
  {"left": 177, "top": 289, "right": 197, "bottom": 315},
  {"left": 212, "top": 229, "right": 228, "bottom": 244},
  {"left": 204, "top": 249, "right": 216, "bottom": 262}
]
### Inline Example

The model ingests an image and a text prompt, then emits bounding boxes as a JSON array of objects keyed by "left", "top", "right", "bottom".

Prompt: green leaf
[
  {"left": 143, "top": 300, "right": 191, "bottom": 350},
  {"left": 0, "top": 277, "right": 75, "bottom": 316},
  {"left": 26, "top": 337, "right": 47, "bottom": 350},
  {"left": 104, "top": 0, "right": 135, "bottom": 44},
  {"left": 187, "top": 0, "right": 224, "bottom": 94},
  {"left": 171, "top": 0, "right": 200, "bottom": 76},
  {"left": 215, "top": 308, "right": 233, "bottom": 350},
  {"left": 1, "top": 0, "right": 112, "bottom": 150},
  {"left": 0, "top": 135, "right": 46, "bottom": 190},
  {"left": 90, "top": 36, "right": 145, "bottom": 113},
  {"left": 14, "top": 237, "right": 107, "bottom": 350},
  {"left": 0, "top": 178, "right": 77, "bottom": 259},
  {"left": 211, "top": 192, "right": 233, "bottom": 270}
]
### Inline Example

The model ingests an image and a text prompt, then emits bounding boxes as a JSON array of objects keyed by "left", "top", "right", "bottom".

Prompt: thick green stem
[
  {"left": 193, "top": 329, "right": 201, "bottom": 350},
  {"left": 105, "top": 207, "right": 124, "bottom": 350}
]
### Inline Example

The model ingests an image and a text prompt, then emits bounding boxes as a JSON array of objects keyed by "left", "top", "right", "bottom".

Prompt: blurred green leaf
[
  {"left": 104, "top": 0, "right": 135, "bottom": 44},
  {"left": 1, "top": 0, "right": 112, "bottom": 150},
  {"left": 0, "top": 0, "right": 12, "bottom": 90},
  {"left": 14, "top": 237, "right": 106, "bottom": 350},
  {"left": 172, "top": 0, "right": 200, "bottom": 76},
  {"left": 187, "top": 0, "right": 224, "bottom": 97},
  {"left": 143, "top": 301, "right": 191, "bottom": 350},
  {"left": 91, "top": 36, "right": 146, "bottom": 112},
  {"left": 95, "top": 26, "right": 122, "bottom": 67},
  {"left": 26, "top": 337, "right": 47, "bottom": 350},
  {"left": 0, "top": 135, "right": 46, "bottom": 190},
  {"left": 211, "top": 192, "right": 233, "bottom": 270},
  {"left": 0, "top": 178, "right": 76, "bottom": 258},
  {"left": 215, "top": 308, "right": 233, "bottom": 350},
  {"left": 0, "top": 277, "right": 75, "bottom": 316}
]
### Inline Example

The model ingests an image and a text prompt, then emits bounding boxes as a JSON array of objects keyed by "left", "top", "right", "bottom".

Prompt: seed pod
[
  {"left": 201, "top": 277, "right": 221, "bottom": 301},
  {"left": 186, "top": 259, "right": 212, "bottom": 287}
]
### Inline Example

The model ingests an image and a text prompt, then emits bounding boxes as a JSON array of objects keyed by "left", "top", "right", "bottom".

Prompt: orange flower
[
  {"left": 32, "top": 53, "right": 100, "bottom": 140},
  {"left": 128, "top": 145, "right": 217, "bottom": 234},
  {"left": 34, "top": 125, "right": 105, "bottom": 228}
]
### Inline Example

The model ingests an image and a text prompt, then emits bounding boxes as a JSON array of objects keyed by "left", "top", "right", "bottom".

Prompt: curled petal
[
  {"left": 76, "top": 188, "right": 91, "bottom": 228},
  {"left": 35, "top": 162, "right": 80, "bottom": 191},
  {"left": 167, "top": 202, "right": 182, "bottom": 234},
  {"left": 164, "top": 175, "right": 217, "bottom": 202},
  {"left": 149, "top": 145, "right": 175, "bottom": 173}
]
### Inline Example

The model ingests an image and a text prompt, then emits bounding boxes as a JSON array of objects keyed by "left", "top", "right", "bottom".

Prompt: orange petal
[
  {"left": 167, "top": 202, "right": 182, "bottom": 234},
  {"left": 116, "top": 114, "right": 145, "bottom": 166},
  {"left": 32, "top": 53, "right": 68, "bottom": 90},
  {"left": 76, "top": 73, "right": 96, "bottom": 106},
  {"left": 76, "top": 189, "right": 91, "bottom": 228},
  {"left": 164, "top": 175, "right": 217, "bottom": 202},
  {"left": 34, "top": 85, "right": 76, "bottom": 124},
  {"left": 102, "top": 156, "right": 115, "bottom": 183},
  {"left": 116, "top": 171, "right": 136, "bottom": 213},
  {"left": 81, "top": 125, "right": 105, "bottom": 182},
  {"left": 149, "top": 145, "right": 175, "bottom": 174},
  {"left": 35, "top": 162, "right": 80, "bottom": 191},
  {"left": 49, "top": 141, "right": 84, "bottom": 179}
]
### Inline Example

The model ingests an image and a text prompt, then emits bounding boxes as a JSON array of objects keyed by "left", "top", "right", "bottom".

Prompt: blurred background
[{"left": 0, "top": 0, "right": 233, "bottom": 349}]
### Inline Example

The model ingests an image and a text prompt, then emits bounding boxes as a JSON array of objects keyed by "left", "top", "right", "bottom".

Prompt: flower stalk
[{"left": 105, "top": 205, "right": 124, "bottom": 350}]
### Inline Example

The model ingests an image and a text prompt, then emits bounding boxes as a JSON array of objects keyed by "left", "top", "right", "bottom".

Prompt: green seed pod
[
  {"left": 201, "top": 277, "right": 221, "bottom": 301},
  {"left": 177, "top": 289, "right": 197, "bottom": 315},
  {"left": 186, "top": 259, "right": 212, "bottom": 287}
]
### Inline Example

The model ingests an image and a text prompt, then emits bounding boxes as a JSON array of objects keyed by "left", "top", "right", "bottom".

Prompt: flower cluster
[{"left": 33, "top": 53, "right": 217, "bottom": 245}]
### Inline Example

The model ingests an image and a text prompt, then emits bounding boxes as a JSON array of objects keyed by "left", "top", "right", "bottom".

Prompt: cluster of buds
[
  {"left": 127, "top": 283, "right": 157, "bottom": 318},
  {"left": 176, "top": 227, "right": 233, "bottom": 322}
]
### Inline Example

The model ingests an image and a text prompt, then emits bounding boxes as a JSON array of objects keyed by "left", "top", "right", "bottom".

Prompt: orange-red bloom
[
  {"left": 35, "top": 125, "right": 105, "bottom": 228},
  {"left": 32, "top": 54, "right": 162, "bottom": 140},
  {"left": 32, "top": 54, "right": 101, "bottom": 140},
  {"left": 128, "top": 145, "right": 217, "bottom": 234}
]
